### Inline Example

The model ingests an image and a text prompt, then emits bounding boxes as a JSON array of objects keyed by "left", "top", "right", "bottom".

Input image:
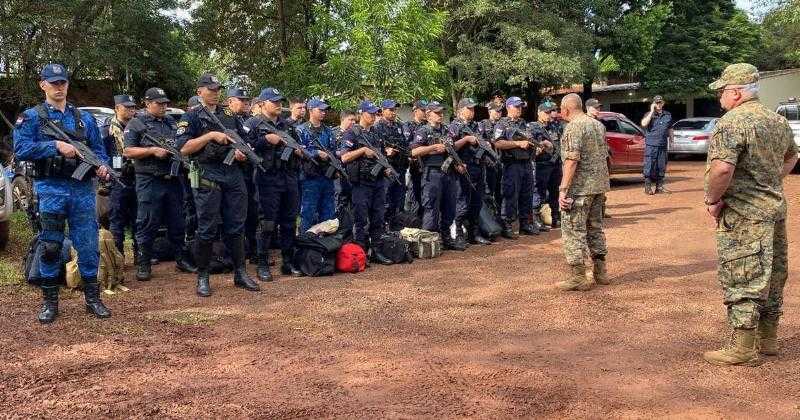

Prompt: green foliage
[
  {"left": 758, "top": 0, "right": 800, "bottom": 69},
  {"left": 0, "top": 212, "right": 33, "bottom": 287}
]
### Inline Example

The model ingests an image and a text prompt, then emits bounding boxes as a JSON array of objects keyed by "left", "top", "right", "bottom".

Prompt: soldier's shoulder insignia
[
  {"left": 177, "top": 121, "right": 189, "bottom": 127},
  {"left": 224, "top": 108, "right": 233, "bottom": 116}
]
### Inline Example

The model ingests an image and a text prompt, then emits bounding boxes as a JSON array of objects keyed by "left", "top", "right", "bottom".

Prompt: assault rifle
[
  {"left": 310, "top": 137, "right": 346, "bottom": 179},
  {"left": 441, "top": 138, "right": 476, "bottom": 191},
  {"left": 197, "top": 107, "right": 266, "bottom": 172},
  {"left": 354, "top": 129, "right": 402, "bottom": 185},
  {"left": 140, "top": 132, "right": 191, "bottom": 177},
  {"left": 40, "top": 120, "right": 124, "bottom": 186},
  {"left": 255, "top": 121, "right": 319, "bottom": 165},
  {"left": 462, "top": 125, "right": 499, "bottom": 166}
]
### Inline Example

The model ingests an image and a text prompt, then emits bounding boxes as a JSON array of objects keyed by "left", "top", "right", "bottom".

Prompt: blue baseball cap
[
  {"left": 307, "top": 97, "right": 330, "bottom": 110},
  {"left": 357, "top": 100, "right": 380, "bottom": 114},
  {"left": 113, "top": 95, "right": 136, "bottom": 107},
  {"left": 257, "top": 87, "right": 284, "bottom": 103},
  {"left": 506, "top": 96, "right": 527, "bottom": 108},
  {"left": 426, "top": 101, "right": 445, "bottom": 112},
  {"left": 381, "top": 99, "right": 398, "bottom": 110},
  {"left": 40, "top": 64, "right": 69, "bottom": 83},
  {"left": 226, "top": 87, "right": 250, "bottom": 99}
]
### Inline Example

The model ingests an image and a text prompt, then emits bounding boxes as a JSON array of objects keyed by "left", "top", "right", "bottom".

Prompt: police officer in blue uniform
[
  {"left": 450, "top": 98, "right": 491, "bottom": 246},
  {"left": 124, "top": 87, "right": 196, "bottom": 281},
  {"left": 339, "top": 100, "right": 393, "bottom": 264},
  {"left": 244, "top": 87, "right": 304, "bottom": 281},
  {"left": 177, "top": 73, "right": 260, "bottom": 296},
  {"left": 411, "top": 101, "right": 466, "bottom": 251},
  {"left": 297, "top": 98, "right": 336, "bottom": 232},
  {"left": 532, "top": 101, "right": 563, "bottom": 228},
  {"left": 101, "top": 94, "right": 138, "bottom": 258},
  {"left": 332, "top": 110, "right": 357, "bottom": 212},
  {"left": 640, "top": 95, "right": 672, "bottom": 194},
  {"left": 403, "top": 100, "right": 428, "bottom": 217},
  {"left": 374, "top": 99, "right": 409, "bottom": 229},
  {"left": 493, "top": 96, "right": 540, "bottom": 238},
  {"left": 14, "top": 64, "right": 112, "bottom": 323},
  {"left": 479, "top": 101, "right": 504, "bottom": 210},
  {"left": 225, "top": 87, "right": 258, "bottom": 261}
]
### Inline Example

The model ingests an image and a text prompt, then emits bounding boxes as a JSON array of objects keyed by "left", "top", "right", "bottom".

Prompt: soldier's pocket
[{"left": 719, "top": 240, "right": 764, "bottom": 288}]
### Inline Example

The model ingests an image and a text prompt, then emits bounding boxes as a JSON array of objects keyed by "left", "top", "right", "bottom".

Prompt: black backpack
[
  {"left": 376, "top": 232, "right": 414, "bottom": 264},
  {"left": 479, "top": 199, "right": 502, "bottom": 239},
  {"left": 293, "top": 232, "right": 343, "bottom": 277},
  {"left": 185, "top": 237, "right": 233, "bottom": 274},
  {"left": 24, "top": 234, "right": 71, "bottom": 286},
  {"left": 390, "top": 210, "right": 421, "bottom": 231},
  {"left": 152, "top": 227, "right": 176, "bottom": 262}
]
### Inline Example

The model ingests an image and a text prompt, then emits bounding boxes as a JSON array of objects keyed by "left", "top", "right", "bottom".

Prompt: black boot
[
  {"left": 471, "top": 223, "right": 492, "bottom": 245},
  {"left": 442, "top": 231, "right": 467, "bottom": 251},
  {"left": 136, "top": 250, "right": 152, "bottom": 281},
  {"left": 83, "top": 279, "right": 111, "bottom": 319},
  {"left": 257, "top": 253, "right": 273, "bottom": 282},
  {"left": 281, "top": 249, "right": 303, "bottom": 277},
  {"left": 195, "top": 240, "right": 213, "bottom": 297},
  {"left": 519, "top": 219, "right": 538, "bottom": 236},
  {"left": 37, "top": 286, "right": 59, "bottom": 324},
  {"left": 655, "top": 180, "right": 667, "bottom": 194},
  {"left": 644, "top": 179, "right": 655, "bottom": 195},
  {"left": 229, "top": 235, "right": 260, "bottom": 291},
  {"left": 533, "top": 213, "right": 550, "bottom": 232},
  {"left": 454, "top": 222, "right": 469, "bottom": 249},
  {"left": 501, "top": 220, "right": 518, "bottom": 239},
  {"left": 175, "top": 245, "right": 198, "bottom": 273}
]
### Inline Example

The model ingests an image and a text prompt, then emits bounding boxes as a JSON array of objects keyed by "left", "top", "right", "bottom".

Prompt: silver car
[
  {"left": 776, "top": 99, "right": 800, "bottom": 172},
  {"left": 668, "top": 117, "right": 718, "bottom": 156}
]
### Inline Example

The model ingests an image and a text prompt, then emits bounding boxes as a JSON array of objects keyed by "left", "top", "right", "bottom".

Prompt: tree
[{"left": 758, "top": 0, "right": 800, "bottom": 70}]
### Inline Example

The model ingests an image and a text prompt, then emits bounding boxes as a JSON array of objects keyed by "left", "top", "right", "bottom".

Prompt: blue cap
[
  {"left": 257, "top": 87, "right": 284, "bottom": 103},
  {"left": 505, "top": 96, "right": 527, "bottom": 108},
  {"left": 357, "top": 100, "right": 380, "bottom": 114},
  {"left": 306, "top": 97, "right": 330, "bottom": 110},
  {"left": 40, "top": 64, "right": 69, "bottom": 83},
  {"left": 426, "top": 101, "right": 445, "bottom": 112},
  {"left": 381, "top": 99, "right": 398, "bottom": 110},
  {"left": 226, "top": 87, "right": 250, "bottom": 99},
  {"left": 113, "top": 95, "right": 136, "bottom": 107}
]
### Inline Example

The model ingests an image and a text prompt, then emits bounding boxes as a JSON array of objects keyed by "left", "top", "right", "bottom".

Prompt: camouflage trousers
[
  {"left": 561, "top": 193, "right": 607, "bottom": 266},
  {"left": 715, "top": 209, "right": 789, "bottom": 329}
]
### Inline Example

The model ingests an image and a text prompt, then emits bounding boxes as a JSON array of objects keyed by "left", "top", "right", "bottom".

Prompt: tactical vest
[
  {"left": 451, "top": 119, "right": 479, "bottom": 164},
  {"left": 500, "top": 118, "right": 534, "bottom": 162},
  {"left": 535, "top": 121, "right": 563, "bottom": 164},
  {"left": 129, "top": 115, "right": 177, "bottom": 177},
  {"left": 193, "top": 107, "right": 236, "bottom": 164},
  {"left": 30, "top": 104, "right": 91, "bottom": 180},
  {"left": 419, "top": 125, "right": 447, "bottom": 168},
  {"left": 376, "top": 120, "right": 408, "bottom": 171},
  {"left": 252, "top": 116, "right": 300, "bottom": 173},
  {"left": 345, "top": 125, "right": 382, "bottom": 183}
]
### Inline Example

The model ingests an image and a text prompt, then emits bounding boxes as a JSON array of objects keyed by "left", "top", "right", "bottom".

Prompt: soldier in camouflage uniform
[
  {"left": 702, "top": 63, "right": 798, "bottom": 366},
  {"left": 555, "top": 94, "right": 610, "bottom": 292}
]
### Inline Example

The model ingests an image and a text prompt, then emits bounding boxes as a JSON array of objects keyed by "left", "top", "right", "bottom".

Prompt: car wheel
[
  {"left": 0, "top": 219, "right": 8, "bottom": 251},
  {"left": 11, "top": 176, "right": 32, "bottom": 212}
]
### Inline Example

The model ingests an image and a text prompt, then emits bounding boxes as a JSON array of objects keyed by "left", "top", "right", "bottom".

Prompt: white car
[
  {"left": 78, "top": 106, "right": 114, "bottom": 126},
  {"left": 776, "top": 98, "right": 800, "bottom": 172},
  {"left": 668, "top": 117, "right": 717, "bottom": 156}
]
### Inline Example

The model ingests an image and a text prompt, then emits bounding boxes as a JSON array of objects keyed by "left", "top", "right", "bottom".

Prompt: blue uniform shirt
[
  {"left": 644, "top": 110, "right": 672, "bottom": 147},
  {"left": 13, "top": 102, "right": 106, "bottom": 164},
  {"left": 297, "top": 121, "right": 335, "bottom": 160}
]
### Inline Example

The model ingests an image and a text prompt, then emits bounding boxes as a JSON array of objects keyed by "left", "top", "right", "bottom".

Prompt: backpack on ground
[
  {"left": 399, "top": 228, "right": 442, "bottom": 259},
  {"left": 66, "top": 228, "right": 126, "bottom": 292},
  {"left": 375, "top": 232, "right": 413, "bottom": 264},
  {"left": 185, "top": 237, "right": 233, "bottom": 274},
  {"left": 293, "top": 232, "right": 343, "bottom": 277},
  {"left": 336, "top": 242, "right": 367, "bottom": 273},
  {"left": 390, "top": 210, "right": 422, "bottom": 231},
  {"left": 152, "top": 227, "right": 176, "bottom": 262},
  {"left": 479, "top": 199, "right": 502, "bottom": 239},
  {"left": 24, "top": 235, "right": 71, "bottom": 287}
]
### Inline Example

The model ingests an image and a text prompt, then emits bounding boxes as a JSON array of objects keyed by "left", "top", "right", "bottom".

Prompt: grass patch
[{"left": 0, "top": 211, "right": 34, "bottom": 287}]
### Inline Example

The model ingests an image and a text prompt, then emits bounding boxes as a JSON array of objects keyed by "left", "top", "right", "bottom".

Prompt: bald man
[{"left": 555, "top": 94, "right": 611, "bottom": 291}]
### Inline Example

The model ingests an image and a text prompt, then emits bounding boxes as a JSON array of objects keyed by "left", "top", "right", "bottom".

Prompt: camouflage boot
[
  {"left": 757, "top": 318, "right": 779, "bottom": 356},
  {"left": 703, "top": 328, "right": 763, "bottom": 366},
  {"left": 556, "top": 264, "right": 594, "bottom": 291},
  {"left": 592, "top": 258, "right": 610, "bottom": 285}
]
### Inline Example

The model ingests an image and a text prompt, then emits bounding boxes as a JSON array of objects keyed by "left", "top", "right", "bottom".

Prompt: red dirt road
[{"left": 1, "top": 160, "right": 798, "bottom": 418}]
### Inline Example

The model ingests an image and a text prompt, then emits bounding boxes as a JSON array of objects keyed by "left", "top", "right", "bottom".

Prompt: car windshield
[
  {"left": 672, "top": 120, "right": 712, "bottom": 130},
  {"left": 776, "top": 105, "right": 799, "bottom": 121}
]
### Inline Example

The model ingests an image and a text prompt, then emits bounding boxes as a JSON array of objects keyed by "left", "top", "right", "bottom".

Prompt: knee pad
[{"left": 40, "top": 240, "right": 63, "bottom": 263}]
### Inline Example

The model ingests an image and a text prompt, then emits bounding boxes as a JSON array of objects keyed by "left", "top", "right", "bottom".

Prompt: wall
[{"left": 759, "top": 71, "right": 800, "bottom": 111}]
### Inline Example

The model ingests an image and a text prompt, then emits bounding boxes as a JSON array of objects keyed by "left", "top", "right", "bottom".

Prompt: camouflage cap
[{"left": 708, "top": 63, "right": 759, "bottom": 90}]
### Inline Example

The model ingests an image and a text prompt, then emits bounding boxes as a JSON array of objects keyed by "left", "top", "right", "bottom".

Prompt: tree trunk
[
  {"left": 582, "top": 80, "right": 593, "bottom": 102},
  {"left": 276, "top": 0, "right": 289, "bottom": 63}
]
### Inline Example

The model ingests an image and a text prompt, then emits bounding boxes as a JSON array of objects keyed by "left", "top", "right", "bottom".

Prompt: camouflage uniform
[
  {"left": 560, "top": 113, "right": 610, "bottom": 266},
  {"left": 706, "top": 67, "right": 796, "bottom": 330}
]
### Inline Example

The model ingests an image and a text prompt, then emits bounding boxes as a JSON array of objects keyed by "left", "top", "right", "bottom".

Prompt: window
[
  {"left": 672, "top": 120, "right": 713, "bottom": 131},
  {"left": 776, "top": 105, "right": 799, "bottom": 121},
  {"left": 618, "top": 120, "right": 642, "bottom": 136},
  {"left": 600, "top": 119, "right": 620, "bottom": 133}
]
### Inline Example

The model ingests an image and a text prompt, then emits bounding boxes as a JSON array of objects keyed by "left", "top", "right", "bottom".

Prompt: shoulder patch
[
  {"left": 176, "top": 126, "right": 186, "bottom": 136},
  {"left": 177, "top": 121, "right": 189, "bottom": 127},
  {"left": 224, "top": 108, "right": 233, "bottom": 116}
]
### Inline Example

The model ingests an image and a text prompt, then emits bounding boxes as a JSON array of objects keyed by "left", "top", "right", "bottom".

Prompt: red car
[{"left": 596, "top": 111, "right": 646, "bottom": 174}]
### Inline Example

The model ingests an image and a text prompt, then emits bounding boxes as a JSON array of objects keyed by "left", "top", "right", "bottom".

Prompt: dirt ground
[{"left": 0, "top": 160, "right": 798, "bottom": 418}]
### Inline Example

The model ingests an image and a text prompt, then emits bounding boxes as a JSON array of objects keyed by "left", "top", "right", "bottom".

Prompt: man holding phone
[{"left": 640, "top": 95, "right": 672, "bottom": 195}]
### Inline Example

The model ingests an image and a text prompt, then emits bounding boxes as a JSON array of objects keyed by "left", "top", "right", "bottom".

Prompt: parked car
[
  {"left": 78, "top": 106, "right": 114, "bottom": 126},
  {"left": 668, "top": 117, "right": 718, "bottom": 157},
  {"left": 0, "top": 163, "right": 12, "bottom": 250},
  {"left": 775, "top": 98, "right": 800, "bottom": 172},
  {"left": 597, "top": 111, "right": 646, "bottom": 174}
]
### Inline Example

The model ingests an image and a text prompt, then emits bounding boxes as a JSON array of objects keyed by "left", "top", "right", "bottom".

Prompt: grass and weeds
[{"left": 0, "top": 211, "right": 34, "bottom": 287}]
